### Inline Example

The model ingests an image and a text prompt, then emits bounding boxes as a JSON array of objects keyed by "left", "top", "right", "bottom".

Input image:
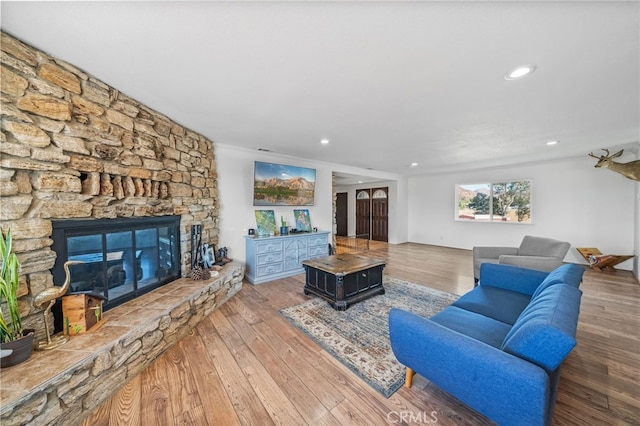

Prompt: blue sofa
[{"left": 389, "top": 263, "right": 584, "bottom": 426}]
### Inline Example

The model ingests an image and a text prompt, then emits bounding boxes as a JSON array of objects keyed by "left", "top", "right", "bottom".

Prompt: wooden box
[{"left": 62, "top": 293, "right": 104, "bottom": 335}]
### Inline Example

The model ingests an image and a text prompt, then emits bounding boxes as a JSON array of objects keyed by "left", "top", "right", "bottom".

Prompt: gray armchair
[{"left": 472, "top": 235, "right": 571, "bottom": 283}]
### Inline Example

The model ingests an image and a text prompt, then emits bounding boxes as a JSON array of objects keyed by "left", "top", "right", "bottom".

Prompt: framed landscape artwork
[{"left": 253, "top": 161, "right": 316, "bottom": 206}]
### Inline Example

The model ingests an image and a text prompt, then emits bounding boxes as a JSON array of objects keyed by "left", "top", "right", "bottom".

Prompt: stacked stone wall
[{"left": 0, "top": 31, "right": 219, "bottom": 341}]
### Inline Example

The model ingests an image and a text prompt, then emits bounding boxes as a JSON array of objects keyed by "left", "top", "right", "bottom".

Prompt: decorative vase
[
  {"left": 280, "top": 226, "right": 289, "bottom": 236},
  {"left": 0, "top": 330, "right": 35, "bottom": 368}
]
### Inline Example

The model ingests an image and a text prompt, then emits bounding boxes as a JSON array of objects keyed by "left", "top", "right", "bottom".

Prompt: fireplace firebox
[{"left": 51, "top": 216, "right": 181, "bottom": 331}]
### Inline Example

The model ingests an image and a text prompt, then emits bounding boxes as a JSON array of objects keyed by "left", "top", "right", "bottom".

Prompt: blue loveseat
[{"left": 389, "top": 263, "right": 585, "bottom": 426}]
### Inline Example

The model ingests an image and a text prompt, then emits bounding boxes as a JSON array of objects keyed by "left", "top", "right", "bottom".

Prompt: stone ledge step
[{"left": 0, "top": 263, "right": 244, "bottom": 425}]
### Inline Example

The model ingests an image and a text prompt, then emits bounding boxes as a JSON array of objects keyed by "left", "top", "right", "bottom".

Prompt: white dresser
[{"left": 244, "top": 231, "right": 330, "bottom": 284}]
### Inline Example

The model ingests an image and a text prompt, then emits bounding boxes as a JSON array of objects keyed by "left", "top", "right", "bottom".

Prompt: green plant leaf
[{"left": 0, "top": 228, "right": 23, "bottom": 342}]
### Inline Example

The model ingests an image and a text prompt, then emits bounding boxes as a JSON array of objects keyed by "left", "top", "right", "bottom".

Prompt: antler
[{"left": 589, "top": 148, "right": 611, "bottom": 159}]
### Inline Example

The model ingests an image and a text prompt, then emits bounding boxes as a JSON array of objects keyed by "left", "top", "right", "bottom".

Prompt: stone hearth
[{"left": 0, "top": 263, "right": 244, "bottom": 425}]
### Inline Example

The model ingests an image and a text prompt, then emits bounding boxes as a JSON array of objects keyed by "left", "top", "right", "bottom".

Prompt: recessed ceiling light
[
  {"left": 504, "top": 65, "right": 537, "bottom": 80},
  {"left": 320, "top": 138, "right": 330, "bottom": 145},
  {"left": 409, "top": 162, "right": 418, "bottom": 167},
  {"left": 546, "top": 140, "right": 558, "bottom": 146}
]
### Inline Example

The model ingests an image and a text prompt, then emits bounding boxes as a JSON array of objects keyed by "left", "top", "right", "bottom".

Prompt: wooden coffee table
[{"left": 302, "top": 253, "right": 386, "bottom": 310}]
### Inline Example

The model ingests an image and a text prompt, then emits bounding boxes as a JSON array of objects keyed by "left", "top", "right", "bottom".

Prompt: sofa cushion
[
  {"left": 501, "top": 284, "right": 582, "bottom": 373},
  {"left": 430, "top": 306, "right": 512, "bottom": 348},
  {"left": 453, "top": 286, "right": 531, "bottom": 325},
  {"left": 518, "top": 235, "right": 570, "bottom": 258},
  {"left": 531, "top": 264, "right": 585, "bottom": 299},
  {"left": 479, "top": 263, "right": 550, "bottom": 296}
]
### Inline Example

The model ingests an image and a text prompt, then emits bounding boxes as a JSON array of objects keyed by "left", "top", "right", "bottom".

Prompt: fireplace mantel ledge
[{"left": 0, "top": 263, "right": 244, "bottom": 425}]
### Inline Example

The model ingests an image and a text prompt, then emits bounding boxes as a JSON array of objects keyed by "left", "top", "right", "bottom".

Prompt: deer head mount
[{"left": 588, "top": 149, "right": 640, "bottom": 181}]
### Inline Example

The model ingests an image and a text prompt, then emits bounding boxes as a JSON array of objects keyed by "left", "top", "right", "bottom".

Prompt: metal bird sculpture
[
  {"left": 34, "top": 260, "right": 83, "bottom": 308},
  {"left": 34, "top": 260, "right": 84, "bottom": 350}
]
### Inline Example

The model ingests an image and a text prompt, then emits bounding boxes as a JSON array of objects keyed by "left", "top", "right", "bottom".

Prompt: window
[
  {"left": 456, "top": 180, "right": 532, "bottom": 223},
  {"left": 372, "top": 189, "right": 387, "bottom": 199}
]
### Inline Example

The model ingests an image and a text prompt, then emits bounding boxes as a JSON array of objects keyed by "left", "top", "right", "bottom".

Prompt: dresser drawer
[
  {"left": 256, "top": 241, "right": 283, "bottom": 254},
  {"left": 308, "top": 235, "right": 328, "bottom": 246},
  {"left": 256, "top": 263, "right": 284, "bottom": 277},
  {"left": 308, "top": 245, "right": 328, "bottom": 257},
  {"left": 257, "top": 252, "right": 283, "bottom": 265}
]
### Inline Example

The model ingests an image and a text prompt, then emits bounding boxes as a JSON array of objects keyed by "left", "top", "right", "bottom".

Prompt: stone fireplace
[
  {"left": 50, "top": 215, "right": 182, "bottom": 329},
  {"left": 1, "top": 30, "right": 219, "bottom": 341},
  {"left": 1, "top": 31, "right": 243, "bottom": 424}
]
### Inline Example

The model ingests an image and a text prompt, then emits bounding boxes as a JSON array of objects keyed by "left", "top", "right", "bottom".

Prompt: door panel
[
  {"left": 355, "top": 189, "right": 370, "bottom": 238},
  {"left": 336, "top": 192, "right": 348, "bottom": 236},
  {"left": 371, "top": 187, "right": 388, "bottom": 242}
]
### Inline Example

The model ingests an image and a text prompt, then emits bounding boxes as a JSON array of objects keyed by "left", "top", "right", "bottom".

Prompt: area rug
[{"left": 279, "top": 276, "right": 459, "bottom": 397}]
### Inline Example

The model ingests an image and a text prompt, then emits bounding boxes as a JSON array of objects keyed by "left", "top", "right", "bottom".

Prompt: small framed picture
[
  {"left": 201, "top": 244, "right": 215, "bottom": 268},
  {"left": 293, "top": 209, "right": 312, "bottom": 232},
  {"left": 255, "top": 210, "right": 277, "bottom": 236}
]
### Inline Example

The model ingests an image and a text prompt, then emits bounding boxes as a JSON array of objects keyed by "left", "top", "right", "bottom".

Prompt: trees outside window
[{"left": 455, "top": 181, "right": 532, "bottom": 223}]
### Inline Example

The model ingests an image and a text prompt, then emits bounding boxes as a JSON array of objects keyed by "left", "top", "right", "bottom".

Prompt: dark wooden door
[
  {"left": 355, "top": 189, "right": 370, "bottom": 238},
  {"left": 371, "top": 187, "right": 388, "bottom": 242},
  {"left": 336, "top": 192, "right": 348, "bottom": 236}
]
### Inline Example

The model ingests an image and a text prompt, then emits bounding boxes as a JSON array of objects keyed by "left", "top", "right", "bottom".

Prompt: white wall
[
  {"left": 408, "top": 155, "right": 636, "bottom": 270},
  {"left": 635, "top": 177, "right": 639, "bottom": 278},
  {"left": 215, "top": 144, "right": 406, "bottom": 264},
  {"left": 634, "top": 146, "right": 640, "bottom": 279}
]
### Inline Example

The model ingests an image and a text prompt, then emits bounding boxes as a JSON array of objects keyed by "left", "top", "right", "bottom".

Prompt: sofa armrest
[
  {"left": 479, "top": 263, "right": 549, "bottom": 296},
  {"left": 473, "top": 247, "right": 520, "bottom": 281},
  {"left": 389, "top": 308, "right": 550, "bottom": 425},
  {"left": 499, "top": 255, "right": 564, "bottom": 272},
  {"left": 473, "top": 246, "right": 518, "bottom": 260}
]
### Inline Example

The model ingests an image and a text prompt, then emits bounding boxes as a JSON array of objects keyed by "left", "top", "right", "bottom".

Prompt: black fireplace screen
[{"left": 51, "top": 216, "right": 181, "bottom": 319}]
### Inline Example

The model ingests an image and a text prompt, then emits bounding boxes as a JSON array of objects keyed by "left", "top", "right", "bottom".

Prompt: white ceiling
[{"left": 1, "top": 1, "right": 639, "bottom": 180}]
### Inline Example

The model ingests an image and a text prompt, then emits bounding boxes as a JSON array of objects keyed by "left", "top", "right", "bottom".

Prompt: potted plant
[{"left": 0, "top": 228, "right": 34, "bottom": 368}]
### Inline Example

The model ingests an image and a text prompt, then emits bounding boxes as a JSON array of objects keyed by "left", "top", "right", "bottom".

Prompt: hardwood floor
[{"left": 82, "top": 242, "right": 640, "bottom": 425}]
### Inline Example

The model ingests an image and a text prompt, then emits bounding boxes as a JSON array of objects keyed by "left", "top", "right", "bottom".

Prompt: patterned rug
[{"left": 279, "top": 276, "right": 459, "bottom": 397}]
